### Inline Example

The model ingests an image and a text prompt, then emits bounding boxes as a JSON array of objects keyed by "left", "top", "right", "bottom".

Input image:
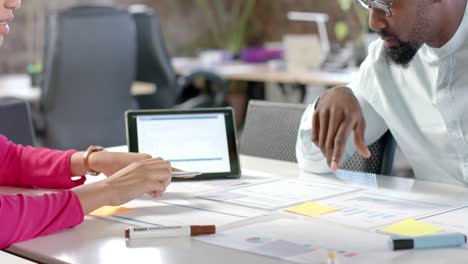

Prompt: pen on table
[
  {"left": 388, "top": 232, "right": 467, "bottom": 250},
  {"left": 125, "top": 225, "right": 216, "bottom": 240}
]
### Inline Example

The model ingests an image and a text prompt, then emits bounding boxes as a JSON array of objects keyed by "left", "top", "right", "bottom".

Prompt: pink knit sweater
[{"left": 0, "top": 135, "right": 85, "bottom": 248}]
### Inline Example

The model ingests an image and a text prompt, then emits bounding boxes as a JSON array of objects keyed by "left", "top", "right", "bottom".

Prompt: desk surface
[
  {"left": 173, "top": 57, "right": 352, "bottom": 87},
  {"left": 0, "top": 74, "right": 156, "bottom": 102},
  {"left": 0, "top": 251, "right": 34, "bottom": 264},
  {"left": 4, "top": 155, "right": 468, "bottom": 264}
]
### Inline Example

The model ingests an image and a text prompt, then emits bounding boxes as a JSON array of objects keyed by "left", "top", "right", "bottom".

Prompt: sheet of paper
[
  {"left": 196, "top": 218, "right": 402, "bottom": 264},
  {"left": 419, "top": 206, "right": 468, "bottom": 233},
  {"left": 310, "top": 190, "right": 462, "bottom": 229},
  {"left": 286, "top": 202, "right": 338, "bottom": 216},
  {"left": 166, "top": 175, "right": 278, "bottom": 194},
  {"left": 90, "top": 206, "right": 133, "bottom": 217},
  {"left": 92, "top": 198, "right": 264, "bottom": 227},
  {"left": 379, "top": 219, "right": 443, "bottom": 237},
  {"left": 197, "top": 178, "right": 358, "bottom": 210}
]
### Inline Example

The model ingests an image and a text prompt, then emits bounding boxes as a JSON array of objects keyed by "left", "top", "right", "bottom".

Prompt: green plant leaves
[{"left": 337, "top": 0, "right": 354, "bottom": 10}]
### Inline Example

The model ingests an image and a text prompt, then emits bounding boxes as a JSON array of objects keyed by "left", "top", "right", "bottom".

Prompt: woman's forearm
[
  {"left": 72, "top": 181, "right": 112, "bottom": 214},
  {"left": 69, "top": 151, "right": 152, "bottom": 177},
  {"left": 70, "top": 151, "right": 87, "bottom": 176}
]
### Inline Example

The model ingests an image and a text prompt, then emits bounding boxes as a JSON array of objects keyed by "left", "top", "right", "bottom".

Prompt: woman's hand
[
  {"left": 70, "top": 151, "right": 152, "bottom": 177},
  {"left": 72, "top": 157, "right": 172, "bottom": 214},
  {"left": 89, "top": 151, "right": 152, "bottom": 177}
]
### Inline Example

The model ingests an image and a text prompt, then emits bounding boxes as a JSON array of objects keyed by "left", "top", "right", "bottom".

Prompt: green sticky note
[
  {"left": 286, "top": 202, "right": 338, "bottom": 216},
  {"left": 379, "top": 219, "right": 444, "bottom": 237},
  {"left": 91, "top": 206, "right": 133, "bottom": 217}
]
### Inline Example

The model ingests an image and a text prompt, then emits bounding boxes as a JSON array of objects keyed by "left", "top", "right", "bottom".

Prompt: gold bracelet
[{"left": 83, "top": 145, "right": 104, "bottom": 175}]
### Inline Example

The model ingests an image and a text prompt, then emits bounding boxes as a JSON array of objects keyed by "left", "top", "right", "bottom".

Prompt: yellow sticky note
[
  {"left": 286, "top": 202, "right": 338, "bottom": 216},
  {"left": 90, "top": 206, "right": 133, "bottom": 217},
  {"left": 379, "top": 219, "right": 443, "bottom": 237}
]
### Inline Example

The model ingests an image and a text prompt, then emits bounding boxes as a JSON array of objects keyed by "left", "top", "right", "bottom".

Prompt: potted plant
[{"left": 196, "top": 0, "right": 256, "bottom": 56}]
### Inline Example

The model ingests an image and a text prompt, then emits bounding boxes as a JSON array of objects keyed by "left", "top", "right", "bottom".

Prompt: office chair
[
  {"left": 341, "top": 130, "right": 396, "bottom": 176},
  {"left": 0, "top": 97, "right": 35, "bottom": 146},
  {"left": 129, "top": 5, "right": 229, "bottom": 109},
  {"left": 240, "top": 100, "right": 396, "bottom": 175},
  {"left": 39, "top": 5, "right": 137, "bottom": 150},
  {"left": 240, "top": 100, "right": 307, "bottom": 162}
]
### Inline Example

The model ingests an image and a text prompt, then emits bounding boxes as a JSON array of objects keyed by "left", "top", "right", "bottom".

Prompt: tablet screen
[
  {"left": 136, "top": 113, "right": 230, "bottom": 173},
  {"left": 126, "top": 108, "right": 240, "bottom": 179}
]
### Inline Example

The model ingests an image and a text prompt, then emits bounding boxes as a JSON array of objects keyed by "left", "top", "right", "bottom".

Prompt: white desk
[
  {"left": 0, "top": 74, "right": 156, "bottom": 103},
  {"left": 4, "top": 155, "right": 468, "bottom": 264},
  {"left": 173, "top": 57, "right": 352, "bottom": 87},
  {"left": 0, "top": 251, "right": 35, "bottom": 264}
]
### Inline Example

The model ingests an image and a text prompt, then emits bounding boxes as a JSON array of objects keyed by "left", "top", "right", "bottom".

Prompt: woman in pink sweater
[{"left": 0, "top": 0, "right": 172, "bottom": 248}]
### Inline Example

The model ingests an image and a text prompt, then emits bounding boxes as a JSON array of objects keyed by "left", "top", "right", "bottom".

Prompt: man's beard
[
  {"left": 376, "top": 29, "right": 422, "bottom": 68},
  {"left": 384, "top": 41, "right": 420, "bottom": 68}
]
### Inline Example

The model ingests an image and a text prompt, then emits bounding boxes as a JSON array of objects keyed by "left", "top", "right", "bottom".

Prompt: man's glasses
[{"left": 356, "top": 0, "right": 393, "bottom": 17}]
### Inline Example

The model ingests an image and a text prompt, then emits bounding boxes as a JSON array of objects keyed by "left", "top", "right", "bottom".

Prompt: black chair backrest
[
  {"left": 0, "top": 97, "right": 35, "bottom": 146},
  {"left": 342, "top": 131, "right": 396, "bottom": 175},
  {"left": 131, "top": 6, "right": 179, "bottom": 109},
  {"left": 40, "top": 5, "right": 136, "bottom": 150},
  {"left": 240, "top": 100, "right": 396, "bottom": 175},
  {"left": 130, "top": 5, "right": 229, "bottom": 109}
]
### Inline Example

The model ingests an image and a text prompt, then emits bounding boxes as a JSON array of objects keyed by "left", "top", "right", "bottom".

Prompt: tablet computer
[{"left": 125, "top": 107, "right": 240, "bottom": 180}]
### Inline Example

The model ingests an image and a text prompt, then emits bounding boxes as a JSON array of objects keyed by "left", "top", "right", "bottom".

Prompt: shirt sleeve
[
  {"left": 0, "top": 190, "right": 84, "bottom": 249},
  {"left": 0, "top": 135, "right": 86, "bottom": 188},
  {"left": 296, "top": 41, "right": 388, "bottom": 174}
]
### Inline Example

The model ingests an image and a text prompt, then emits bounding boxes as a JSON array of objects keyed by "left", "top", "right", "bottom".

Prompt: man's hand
[{"left": 312, "top": 86, "right": 371, "bottom": 171}]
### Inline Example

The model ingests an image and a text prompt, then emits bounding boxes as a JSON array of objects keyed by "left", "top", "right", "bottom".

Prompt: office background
[
  {"left": 0, "top": 0, "right": 366, "bottom": 73},
  {"left": 0, "top": 0, "right": 413, "bottom": 177}
]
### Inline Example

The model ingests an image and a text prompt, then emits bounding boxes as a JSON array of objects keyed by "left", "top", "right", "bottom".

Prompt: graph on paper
[
  {"left": 312, "top": 191, "right": 462, "bottom": 229},
  {"left": 196, "top": 218, "right": 401, "bottom": 264}
]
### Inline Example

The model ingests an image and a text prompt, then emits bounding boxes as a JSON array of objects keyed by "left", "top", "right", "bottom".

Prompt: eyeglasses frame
[{"left": 356, "top": 0, "right": 393, "bottom": 17}]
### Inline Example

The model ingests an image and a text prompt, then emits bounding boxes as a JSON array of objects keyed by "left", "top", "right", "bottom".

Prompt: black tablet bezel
[{"left": 125, "top": 107, "right": 240, "bottom": 180}]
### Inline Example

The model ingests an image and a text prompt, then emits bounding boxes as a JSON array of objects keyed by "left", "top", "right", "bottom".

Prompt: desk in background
[
  {"left": 173, "top": 57, "right": 352, "bottom": 87},
  {"left": 0, "top": 74, "right": 156, "bottom": 103},
  {"left": 4, "top": 154, "right": 468, "bottom": 264},
  {"left": 173, "top": 57, "right": 352, "bottom": 108}
]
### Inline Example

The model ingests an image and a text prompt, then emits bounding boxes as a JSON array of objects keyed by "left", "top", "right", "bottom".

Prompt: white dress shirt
[{"left": 297, "top": 3, "right": 468, "bottom": 185}]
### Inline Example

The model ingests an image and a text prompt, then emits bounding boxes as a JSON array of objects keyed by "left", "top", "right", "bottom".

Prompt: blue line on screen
[
  {"left": 169, "top": 158, "right": 222, "bottom": 162},
  {"left": 139, "top": 116, "right": 218, "bottom": 121}
]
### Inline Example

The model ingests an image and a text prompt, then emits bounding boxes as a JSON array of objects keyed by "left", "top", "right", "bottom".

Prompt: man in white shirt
[{"left": 296, "top": 0, "right": 468, "bottom": 185}]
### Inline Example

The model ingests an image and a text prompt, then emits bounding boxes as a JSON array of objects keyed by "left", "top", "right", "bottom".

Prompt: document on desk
[
  {"left": 196, "top": 218, "right": 401, "bottom": 264},
  {"left": 91, "top": 198, "right": 265, "bottom": 228},
  {"left": 197, "top": 178, "right": 358, "bottom": 210},
  {"left": 309, "top": 190, "right": 463, "bottom": 230},
  {"left": 419, "top": 206, "right": 468, "bottom": 233},
  {"left": 166, "top": 169, "right": 279, "bottom": 194}
]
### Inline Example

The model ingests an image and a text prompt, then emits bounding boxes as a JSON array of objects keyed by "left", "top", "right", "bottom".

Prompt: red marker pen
[{"left": 124, "top": 225, "right": 216, "bottom": 240}]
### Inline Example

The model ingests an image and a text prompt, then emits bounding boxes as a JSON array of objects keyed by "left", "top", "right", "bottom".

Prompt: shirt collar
[{"left": 428, "top": 2, "right": 468, "bottom": 59}]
